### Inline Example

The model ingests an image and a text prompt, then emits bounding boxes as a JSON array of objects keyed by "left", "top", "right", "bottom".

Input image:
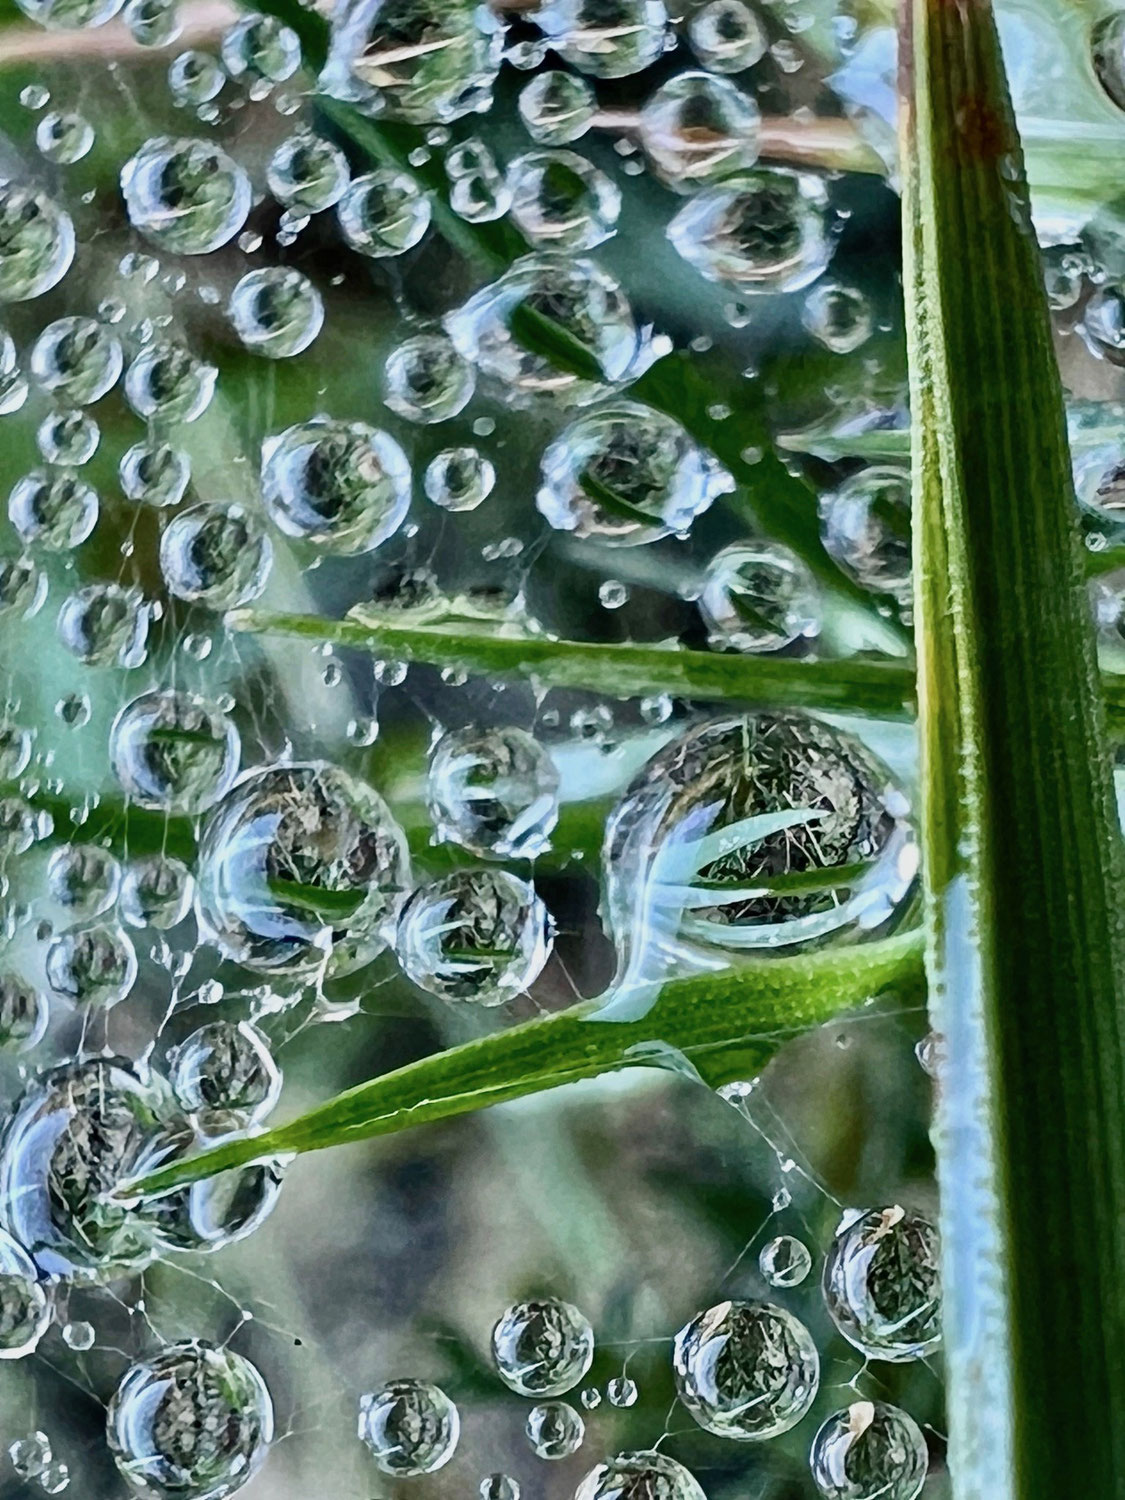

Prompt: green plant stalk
[
  {"left": 128, "top": 929, "right": 925, "bottom": 1195},
  {"left": 902, "top": 0, "right": 1125, "bottom": 1495},
  {"left": 226, "top": 607, "right": 1125, "bottom": 735}
]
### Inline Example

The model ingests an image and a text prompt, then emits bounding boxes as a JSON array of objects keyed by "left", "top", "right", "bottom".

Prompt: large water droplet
[
  {"left": 120, "top": 137, "right": 252, "bottom": 254},
  {"left": 809, "top": 1400, "right": 929, "bottom": 1500},
  {"left": 668, "top": 169, "right": 833, "bottom": 293},
  {"left": 358, "top": 1380, "right": 460, "bottom": 1475},
  {"left": 673, "top": 1299, "right": 819, "bottom": 1439},
  {"left": 492, "top": 1298, "right": 594, "bottom": 1395},
  {"left": 261, "top": 417, "right": 412, "bottom": 553},
  {"left": 821, "top": 1206, "right": 941, "bottom": 1362}
]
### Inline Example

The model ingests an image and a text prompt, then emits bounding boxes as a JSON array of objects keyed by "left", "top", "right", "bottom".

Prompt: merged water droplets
[
  {"left": 261, "top": 417, "right": 412, "bottom": 553},
  {"left": 668, "top": 169, "right": 833, "bottom": 294},
  {"left": 358, "top": 1379, "right": 460, "bottom": 1475},
  {"left": 109, "top": 690, "right": 240, "bottom": 814},
  {"left": 809, "top": 1400, "right": 929, "bottom": 1500},
  {"left": 428, "top": 726, "right": 559, "bottom": 859},
  {"left": 195, "top": 762, "right": 409, "bottom": 974},
  {"left": 537, "top": 401, "right": 733, "bottom": 544},
  {"left": 492, "top": 1297, "right": 594, "bottom": 1395},
  {"left": 160, "top": 502, "right": 273, "bottom": 608},
  {"left": 106, "top": 1341, "right": 273, "bottom": 1500},
  {"left": 822, "top": 1206, "right": 941, "bottom": 1362},
  {"left": 673, "top": 1299, "right": 819, "bottom": 1440},
  {"left": 0, "top": 186, "right": 75, "bottom": 302},
  {"left": 121, "top": 137, "right": 252, "bottom": 255}
]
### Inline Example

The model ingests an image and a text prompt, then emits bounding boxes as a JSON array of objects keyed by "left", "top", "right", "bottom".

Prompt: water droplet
[
  {"left": 575, "top": 1452, "right": 705, "bottom": 1500},
  {"left": 160, "top": 501, "right": 273, "bottom": 609},
  {"left": 141, "top": 1129, "right": 284, "bottom": 1252},
  {"left": 196, "top": 762, "right": 410, "bottom": 975},
  {"left": 110, "top": 689, "right": 240, "bottom": 814},
  {"left": 221, "top": 13, "right": 301, "bottom": 81},
  {"left": 107, "top": 1341, "right": 273, "bottom": 1498},
  {"left": 535, "top": 0, "right": 669, "bottom": 78},
  {"left": 125, "top": 0, "right": 181, "bottom": 46},
  {"left": 261, "top": 418, "right": 412, "bottom": 553},
  {"left": 35, "top": 110, "right": 94, "bottom": 164},
  {"left": 809, "top": 1400, "right": 928, "bottom": 1500},
  {"left": 121, "top": 137, "right": 251, "bottom": 254},
  {"left": 668, "top": 169, "right": 833, "bottom": 294},
  {"left": 46, "top": 844, "right": 121, "bottom": 920},
  {"left": 913, "top": 1031, "right": 942, "bottom": 1077},
  {"left": 0, "top": 1228, "right": 51, "bottom": 1357},
  {"left": 20, "top": 85, "right": 50, "bottom": 108},
  {"left": 337, "top": 169, "right": 432, "bottom": 257},
  {"left": 57, "top": 584, "right": 149, "bottom": 667},
  {"left": 9, "top": 469, "right": 98, "bottom": 551},
  {"left": 424, "top": 446, "right": 496, "bottom": 510},
  {"left": 802, "top": 282, "right": 873, "bottom": 353},
  {"left": 818, "top": 466, "right": 912, "bottom": 601},
  {"left": 119, "top": 441, "right": 191, "bottom": 508},
  {"left": 822, "top": 1206, "right": 941, "bottom": 1362},
  {"left": 168, "top": 49, "right": 225, "bottom": 104},
  {"left": 124, "top": 340, "right": 217, "bottom": 424},
  {"left": 507, "top": 150, "right": 620, "bottom": 250},
  {"left": 1092, "top": 11, "right": 1125, "bottom": 113},
  {"left": 688, "top": 0, "right": 767, "bottom": 71},
  {"left": 699, "top": 541, "right": 820, "bottom": 652},
  {"left": 358, "top": 1380, "right": 460, "bottom": 1476},
  {"left": 0, "top": 973, "right": 48, "bottom": 1051},
  {"left": 37, "top": 410, "right": 99, "bottom": 466},
  {"left": 268, "top": 131, "right": 350, "bottom": 215},
  {"left": 640, "top": 72, "right": 760, "bottom": 191},
  {"left": 481, "top": 1473, "right": 520, "bottom": 1500},
  {"left": 45, "top": 925, "right": 137, "bottom": 1009},
  {"left": 518, "top": 71, "right": 596, "bottom": 144},
  {"left": 385, "top": 333, "right": 475, "bottom": 422},
  {"left": 537, "top": 401, "right": 732, "bottom": 544},
  {"left": 120, "top": 853, "right": 195, "bottom": 929},
  {"left": 607, "top": 1376, "right": 638, "bottom": 1407},
  {"left": 492, "top": 1297, "right": 594, "bottom": 1395},
  {"left": 1079, "top": 284, "right": 1125, "bottom": 364},
  {"left": 396, "top": 869, "right": 553, "bottom": 1004},
  {"left": 61, "top": 1320, "right": 95, "bottom": 1351},
  {"left": 428, "top": 726, "right": 559, "bottom": 859},
  {"left": 171, "top": 1019, "right": 281, "bottom": 1134},
  {"left": 674, "top": 1299, "right": 818, "bottom": 1439},
  {"left": 55, "top": 693, "right": 90, "bottom": 728},
  {"left": 759, "top": 1234, "right": 812, "bottom": 1287},
  {"left": 599, "top": 579, "right": 629, "bottom": 609},
  {"left": 526, "top": 1401, "right": 585, "bottom": 1458},
  {"left": 228, "top": 267, "right": 323, "bottom": 359},
  {"left": 0, "top": 186, "right": 74, "bottom": 303}
]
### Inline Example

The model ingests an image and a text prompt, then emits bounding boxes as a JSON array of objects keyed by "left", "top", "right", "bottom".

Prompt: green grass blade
[
  {"left": 127, "top": 930, "right": 924, "bottom": 1196},
  {"left": 226, "top": 607, "right": 919, "bottom": 718},
  {"left": 901, "top": 0, "right": 1125, "bottom": 1494}
]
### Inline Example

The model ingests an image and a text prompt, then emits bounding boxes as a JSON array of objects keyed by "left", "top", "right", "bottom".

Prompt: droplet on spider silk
[
  {"left": 526, "top": 1401, "right": 584, "bottom": 1459},
  {"left": 607, "top": 1377, "right": 637, "bottom": 1407},
  {"left": 9, "top": 1431, "right": 52, "bottom": 1481},
  {"left": 689, "top": 0, "right": 767, "bottom": 71},
  {"left": 428, "top": 726, "right": 559, "bottom": 859},
  {"left": 699, "top": 541, "right": 820, "bottom": 652},
  {"left": 46, "top": 844, "right": 121, "bottom": 921},
  {"left": 802, "top": 282, "right": 873, "bottom": 354},
  {"left": 760, "top": 1234, "right": 812, "bottom": 1288},
  {"left": 818, "top": 465, "right": 912, "bottom": 601},
  {"left": 0, "top": 1056, "right": 171, "bottom": 1278},
  {"left": 160, "top": 502, "right": 273, "bottom": 609},
  {"left": 396, "top": 869, "right": 553, "bottom": 1005},
  {"left": 0, "top": 1227, "right": 52, "bottom": 1358},
  {"left": 124, "top": 341, "right": 217, "bottom": 424},
  {"left": 9, "top": 470, "right": 98, "bottom": 551},
  {"left": 57, "top": 584, "right": 149, "bottom": 668},
  {"left": 822, "top": 1206, "right": 941, "bottom": 1362},
  {"left": 121, "top": 137, "right": 251, "bottom": 254},
  {"left": 668, "top": 169, "right": 833, "bottom": 294},
  {"left": 507, "top": 150, "right": 621, "bottom": 250},
  {"left": 518, "top": 71, "right": 595, "bottom": 144},
  {"left": 1092, "top": 11, "right": 1125, "bottom": 113},
  {"left": 492, "top": 1298, "right": 594, "bottom": 1396},
  {"left": 229, "top": 268, "right": 324, "bottom": 359},
  {"left": 0, "top": 974, "right": 48, "bottom": 1051},
  {"left": 574, "top": 1452, "right": 705, "bottom": 1500},
  {"left": 358, "top": 1380, "right": 460, "bottom": 1476},
  {"left": 35, "top": 110, "right": 94, "bottom": 164},
  {"left": 125, "top": 0, "right": 180, "bottom": 46},
  {"left": 424, "top": 446, "right": 495, "bottom": 511},
  {"left": 639, "top": 73, "right": 760, "bottom": 192},
  {"left": 603, "top": 713, "right": 916, "bottom": 998},
  {"left": 168, "top": 49, "right": 225, "bottom": 104},
  {"left": 140, "top": 1131, "right": 284, "bottom": 1253},
  {"left": 0, "top": 186, "right": 74, "bottom": 303},
  {"left": 196, "top": 762, "right": 410, "bottom": 975},
  {"left": 37, "top": 410, "right": 99, "bottom": 466},
  {"left": 809, "top": 1400, "right": 929, "bottom": 1500},
  {"left": 220, "top": 13, "right": 301, "bottom": 81},
  {"left": 0, "top": 557, "right": 46, "bottom": 620},
  {"left": 120, "top": 854, "right": 195, "bottom": 929},
  {"left": 337, "top": 169, "right": 432, "bottom": 257},
  {"left": 268, "top": 131, "right": 350, "bottom": 214},
  {"left": 535, "top": 0, "right": 668, "bottom": 77},
  {"left": 537, "top": 401, "right": 733, "bottom": 545},
  {"left": 62, "top": 1320, "right": 94, "bottom": 1350},
  {"left": 1079, "top": 284, "right": 1125, "bottom": 364},
  {"left": 261, "top": 417, "right": 411, "bottom": 554},
  {"left": 320, "top": 0, "right": 505, "bottom": 123},
  {"left": 170, "top": 1019, "right": 281, "bottom": 1134},
  {"left": 109, "top": 689, "right": 240, "bottom": 815},
  {"left": 107, "top": 1341, "right": 273, "bottom": 1500},
  {"left": 673, "top": 1299, "right": 819, "bottom": 1440},
  {"left": 45, "top": 924, "right": 137, "bottom": 1009},
  {"left": 119, "top": 441, "right": 191, "bottom": 508},
  {"left": 384, "top": 333, "right": 475, "bottom": 423}
]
